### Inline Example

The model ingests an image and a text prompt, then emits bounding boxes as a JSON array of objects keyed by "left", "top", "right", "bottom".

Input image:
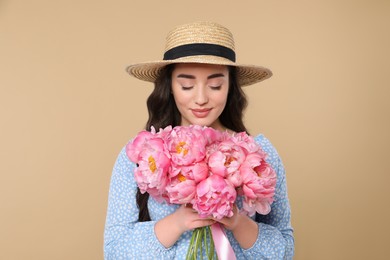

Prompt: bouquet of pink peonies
[{"left": 126, "top": 125, "right": 277, "bottom": 259}]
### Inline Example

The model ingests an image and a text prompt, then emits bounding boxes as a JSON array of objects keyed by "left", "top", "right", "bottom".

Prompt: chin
[{"left": 196, "top": 118, "right": 214, "bottom": 124}]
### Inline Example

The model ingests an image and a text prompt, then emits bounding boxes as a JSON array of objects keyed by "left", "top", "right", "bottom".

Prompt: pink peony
[
  {"left": 170, "top": 161, "right": 209, "bottom": 184},
  {"left": 126, "top": 130, "right": 156, "bottom": 163},
  {"left": 166, "top": 172, "right": 197, "bottom": 204},
  {"left": 208, "top": 140, "right": 246, "bottom": 187},
  {"left": 202, "top": 126, "right": 224, "bottom": 145},
  {"left": 165, "top": 125, "right": 207, "bottom": 166},
  {"left": 128, "top": 135, "right": 171, "bottom": 202},
  {"left": 126, "top": 125, "right": 277, "bottom": 218},
  {"left": 240, "top": 154, "right": 277, "bottom": 215},
  {"left": 155, "top": 125, "right": 173, "bottom": 139},
  {"left": 166, "top": 161, "right": 209, "bottom": 204},
  {"left": 231, "top": 132, "right": 263, "bottom": 154},
  {"left": 193, "top": 174, "right": 237, "bottom": 219}
]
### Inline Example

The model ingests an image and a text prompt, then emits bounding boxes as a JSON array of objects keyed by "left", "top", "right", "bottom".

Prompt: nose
[{"left": 194, "top": 86, "right": 209, "bottom": 105}]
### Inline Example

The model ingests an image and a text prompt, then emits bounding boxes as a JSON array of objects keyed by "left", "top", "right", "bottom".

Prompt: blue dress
[{"left": 104, "top": 134, "right": 294, "bottom": 259}]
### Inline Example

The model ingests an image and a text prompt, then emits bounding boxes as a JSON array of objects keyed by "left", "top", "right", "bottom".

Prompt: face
[{"left": 171, "top": 63, "right": 229, "bottom": 131}]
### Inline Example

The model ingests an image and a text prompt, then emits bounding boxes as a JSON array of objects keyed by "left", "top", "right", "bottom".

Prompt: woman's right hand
[
  {"left": 174, "top": 204, "right": 216, "bottom": 233},
  {"left": 154, "top": 204, "right": 215, "bottom": 248}
]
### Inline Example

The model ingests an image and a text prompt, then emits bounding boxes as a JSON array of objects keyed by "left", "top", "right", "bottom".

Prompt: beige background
[{"left": 1, "top": 0, "right": 389, "bottom": 259}]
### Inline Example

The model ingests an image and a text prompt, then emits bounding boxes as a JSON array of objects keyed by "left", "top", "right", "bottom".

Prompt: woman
[{"left": 104, "top": 21, "right": 294, "bottom": 259}]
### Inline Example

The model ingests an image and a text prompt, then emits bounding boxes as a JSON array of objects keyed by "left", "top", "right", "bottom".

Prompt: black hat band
[{"left": 163, "top": 43, "right": 236, "bottom": 62}]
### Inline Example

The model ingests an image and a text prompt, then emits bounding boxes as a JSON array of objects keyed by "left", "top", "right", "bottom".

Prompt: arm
[
  {"left": 241, "top": 135, "right": 294, "bottom": 259},
  {"left": 216, "top": 206, "right": 259, "bottom": 249},
  {"left": 104, "top": 145, "right": 177, "bottom": 259},
  {"left": 209, "top": 135, "right": 294, "bottom": 259},
  {"left": 104, "top": 145, "right": 215, "bottom": 259}
]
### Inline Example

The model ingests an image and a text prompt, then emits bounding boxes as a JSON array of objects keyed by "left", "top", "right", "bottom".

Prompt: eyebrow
[
  {"left": 207, "top": 73, "right": 225, "bottom": 79},
  {"left": 176, "top": 73, "right": 226, "bottom": 79}
]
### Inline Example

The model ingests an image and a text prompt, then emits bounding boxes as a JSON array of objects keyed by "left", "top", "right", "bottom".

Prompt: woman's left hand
[
  {"left": 213, "top": 204, "right": 242, "bottom": 231},
  {"left": 213, "top": 204, "right": 259, "bottom": 249}
]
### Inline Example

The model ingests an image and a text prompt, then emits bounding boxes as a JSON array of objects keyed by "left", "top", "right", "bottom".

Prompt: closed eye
[
  {"left": 181, "top": 85, "right": 193, "bottom": 90},
  {"left": 210, "top": 85, "right": 222, "bottom": 90}
]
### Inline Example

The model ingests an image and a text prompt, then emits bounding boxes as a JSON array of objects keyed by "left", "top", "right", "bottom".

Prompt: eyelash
[
  {"left": 181, "top": 85, "right": 222, "bottom": 90},
  {"left": 210, "top": 85, "right": 222, "bottom": 90}
]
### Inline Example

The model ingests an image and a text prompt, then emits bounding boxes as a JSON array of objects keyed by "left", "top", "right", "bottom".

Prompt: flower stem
[{"left": 186, "top": 226, "right": 217, "bottom": 260}]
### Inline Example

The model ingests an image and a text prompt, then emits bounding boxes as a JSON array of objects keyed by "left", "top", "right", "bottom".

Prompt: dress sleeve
[
  {"left": 104, "top": 145, "right": 177, "bottom": 260},
  {"left": 241, "top": 134, "right": 295, "bottom": 259}
]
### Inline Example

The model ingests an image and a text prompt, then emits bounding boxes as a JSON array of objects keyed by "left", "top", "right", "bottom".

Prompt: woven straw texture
[{"left": 127, "top": 21, "right": 272, "bottom": 87}]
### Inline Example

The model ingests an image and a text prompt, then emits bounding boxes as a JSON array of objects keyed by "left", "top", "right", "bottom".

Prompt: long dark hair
[{"left": 137, "top": 64, "right": 248, "bottom": 221}]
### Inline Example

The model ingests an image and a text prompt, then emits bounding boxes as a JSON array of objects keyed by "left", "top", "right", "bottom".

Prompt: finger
[{"left": 192, "top": 219, "right": 216, "bottom": 229}]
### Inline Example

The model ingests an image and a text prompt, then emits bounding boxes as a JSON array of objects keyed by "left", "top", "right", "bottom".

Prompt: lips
[{"left": 191, "top": 108, "right": 211, "bottom": 118}]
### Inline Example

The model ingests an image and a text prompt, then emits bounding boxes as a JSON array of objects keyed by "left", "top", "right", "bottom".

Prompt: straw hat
[{"left": 126, "top": 21, "right": 272, "bottom": 87}]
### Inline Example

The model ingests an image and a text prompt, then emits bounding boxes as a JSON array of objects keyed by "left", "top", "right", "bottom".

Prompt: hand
[
  {"left": 213, "top": 204, "right": 259, "bottom": 249},
  {"left": 155, "top": 204, "right": 216, "bottom": 248},
  {"left": 173, "top": 204, "right": 216, "bottom": 233},
  {"left": 212, "top": 204, "right": 242, "bottom": 231}
]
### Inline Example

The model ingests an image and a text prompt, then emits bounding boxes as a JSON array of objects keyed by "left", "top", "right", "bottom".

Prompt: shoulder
[
  {"left": 253, "top": 134, "right": 279, "bottom": 156},
  {"left": 116, "top": 141, "right": 132, "bottom": 164},
  {"left": 253, "top": 134, "right": 282, "bottom": 170},
  {"left": 112, "top": 140, "right": 136, "bottom": 176}
]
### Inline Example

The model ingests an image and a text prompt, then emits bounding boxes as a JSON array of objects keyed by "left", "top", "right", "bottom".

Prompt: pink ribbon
[{"left": 210, "top": 223, "right": 236, "bottom": 260}]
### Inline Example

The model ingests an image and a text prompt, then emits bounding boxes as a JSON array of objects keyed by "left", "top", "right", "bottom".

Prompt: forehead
[{"left": 172, "top": 63, "right": 229, "bottom": 76}]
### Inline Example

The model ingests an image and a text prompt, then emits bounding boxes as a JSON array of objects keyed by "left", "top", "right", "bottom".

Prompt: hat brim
[{"left": 126, "top": 55, "right": 272, "bottom": 87}]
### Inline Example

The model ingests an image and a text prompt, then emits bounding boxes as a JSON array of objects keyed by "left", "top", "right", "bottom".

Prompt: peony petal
[{"left": 255, "top": 201, "right": 271, "bottom": 215}]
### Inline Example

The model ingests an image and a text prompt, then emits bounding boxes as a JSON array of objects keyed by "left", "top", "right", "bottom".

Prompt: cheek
[
  {"left": 216, "top": 91, "right": 229, "bottom": 106},
  {"left": 172, "top": 90, "right": 190, "bottom": 107},
  {"left": 172, "top": 91, "right": 184, "bottom": 102}
]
